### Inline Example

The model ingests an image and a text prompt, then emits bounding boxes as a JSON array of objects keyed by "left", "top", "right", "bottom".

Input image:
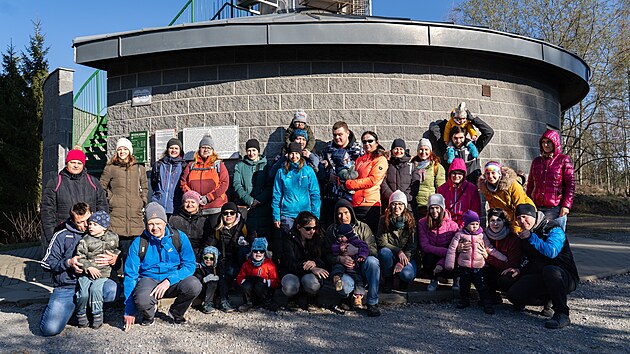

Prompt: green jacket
[
  {"left": 376, "top": 216, "right": 417, "bottom": 259},
  {"left": 284, "top": 124, "right": 316, "bottom": 152},
  {"left": 233, "top": 156, "right": 272, "bottom": 207},
  {"left": 413, "top": 160, "right": 446, "bottom": 208}
]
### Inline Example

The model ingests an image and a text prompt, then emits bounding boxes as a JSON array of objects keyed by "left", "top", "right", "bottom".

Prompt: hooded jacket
[
  {"left": 40, "top": 220, "right": 85, "bottom": 288},
  {"left": 233, "top": 155, "right": 272, "bottom": 207},
  {"left": 124, "top": 226, "right": 197, "bottom": 315},
  {"left": 411, "top": 158, "right": 446, "bottom": 210},
  {"left": 442, "top": 115, "right": 494, "bottom": 183},
  {"left": 381, "top": 155, "right": 414, "bottom": 204},
  {"left": 376, "top": 215, "right": 417, "bottom": 259},
  {"left": 271, "top": 162, "right": 321, "bottom": 221},
  {"left": 417, "top": 209, "right": 459, "bottom": 267},
  {"left": 436, "top": 158, "right": 481, "bottom": 227},
  {"left": 180, "top": 154, "right": 229, "bottom": 211},
  {"left": 281, "top": 228, "right": 325, "bottom": 277},
  {"left": 236, "top": 257, "right": 280, "bottom": 289},
  {"left": 526, "top": 129, "right": 575, "bottom": 210},
  {"left": 169, "top": 209, "right": 213, "bottom": 258},
  {"left": 345, "top": 152, "right": 388, "bottom": 207},
  {"left": 321, "top": 131, "right": 364, "bottom": 199},
  {"left": 151, "top": 155, "right": 186, "bottom": 214},
  {"left": 478, "top": 166, "right": 533, "bottom": 232},
  {"left": 445, "top": 228, "right": 506, "bottom": 270},
  {"left": 76, "top": 230, "right": 121, "bottom": 278},
  {"left": 100, "top": 162, "right": 148, "bottom": 236},
  {"left": 323, "top": 199, "right": 378, "bottom": 267},
  {"left": 40, "top": 168, "right": 108, "bottom": 244}
]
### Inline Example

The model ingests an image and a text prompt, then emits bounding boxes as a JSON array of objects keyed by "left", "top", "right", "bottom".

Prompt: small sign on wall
[
  {"left": 131, "top": 87, "right": 152, "bottom": 106},
  {"left": 182, "top": 126, "right": 240, "bottom": 161},
  {"left": 129, "top": 131, "right": 148, "bottom": 163}
]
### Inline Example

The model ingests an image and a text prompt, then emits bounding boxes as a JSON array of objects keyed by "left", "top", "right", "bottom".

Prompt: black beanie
[
  {"left": 515, "top": 204, "right": 537, "bottom": 218},
  {"left": 221, "top": 202, "right": 238, "bottom": 213},
  {"left": 391, "top": 138, "right": 406, "bottom": 150},
  {"left": 167, "top": 138, "right": 183, "bottom": 152},
  {"left": 287, "top": 142, "right": 302, "bottom": 154},
  {"left": 245, "top": 139, "right": 260, "bottom": 152}
]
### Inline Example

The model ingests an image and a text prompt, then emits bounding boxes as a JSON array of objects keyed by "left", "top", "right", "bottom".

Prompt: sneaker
[
  {"left": 545, "top": 313, "right": 571, "bottom": 329},
  {"left": 367, "top": 304, "right": 381, "bottom": 317},
  {"left": 202, "top": 302, "right": 215, "bottom": 314},
  {"left": 456, "top": 299, "right": 470, "bottom": 309},
  {"left": 220, "top": 299, "right": 235, "bottom": 313},
  {"left": 306, "top": 303, "right": 323, "bottom": 313},
  {"left": 427, "top": 279, "right": 438, "bottom": 292},
  {"left": 353, "top": 294, "right": 364, "bottom": 309},
  {"left": 238, "top": 302, "right": 254, "bottom": 312},
  {"left": 333, "top": 275, "right": 343, "bottom": 292},
  {"left": 451, "top": 277, "right": 460, "bottom": 291},
  {"left": 92, "top": 313, "right": 103, "bottom": 329},
  {"left": 141, "top": 317, "right": 155, "bottom": 326},
  {"left": 540, "top": 301, "right": 554, "bottom": 317},
  {"left": 285, "top": 301, "right": 301, "bottom": 312},
  {"left": 76, "top": 314, "right": 89, "bottom": 328},
  {"left": 167, "top": 310, "right": 187, "bottom": 325},
  {"left": 483, "top": 305, "right": 495, "bottom": 315}
]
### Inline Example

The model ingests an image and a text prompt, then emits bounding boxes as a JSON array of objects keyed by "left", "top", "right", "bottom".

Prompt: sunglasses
[
  {"left": 301, "top": 226, "right": 317, "bottom": 231},
  {"left": 252, "top": 250, "right": 265, "bottom": 254},
  {"left": 362, "top": 139, "right": 375, "bottom": 144},
  {"left": 202, "top": 255, "right": 215, "bottom": 261},
  {"left": 222, "top": 211, "right": 236, "bottom": 216}
]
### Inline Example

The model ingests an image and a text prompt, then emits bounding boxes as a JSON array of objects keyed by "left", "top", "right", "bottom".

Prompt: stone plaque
[
  {"left": 154, "top": 129, "right": 177, "bottom": 162},
  {"left": 131, "top": 87, "right": 152, "bottom": 106},
  {"left": 182, "top": 126, "right": 239, "bottom": 161}
]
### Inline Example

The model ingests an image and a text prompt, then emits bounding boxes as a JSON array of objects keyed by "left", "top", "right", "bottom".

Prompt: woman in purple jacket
[
  {"left": 526, "top": 129, "right": 575, "bottom": 230},
  {"left": 417, "top": 193, "right": 459, "bottom": 291}
]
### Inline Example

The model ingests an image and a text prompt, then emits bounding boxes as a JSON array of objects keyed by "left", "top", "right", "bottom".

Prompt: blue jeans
[
  {"left": 378, "top": 247, "right": 417, "bottom": 283},
  {"left": 76, "top": 277, "right": 108, "bottom": 316},
  {"left": 40, "top": 279, "right": 119, "bottom": 337},
  {"left": 339, "top": 255, "right": 380, "bottom": 306}
]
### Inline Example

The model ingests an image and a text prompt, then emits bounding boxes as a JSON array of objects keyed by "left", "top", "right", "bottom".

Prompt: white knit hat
[
  {"left": 389, "top": 190, "right": 408, "bottom": 209},
  {"left": 116, "top": 137, "right": 133, "bottom": 155},
  {"left": 417, "top": 138, "right": 432, "bottom": 151},
  {"left": 427, "top": 193, "right": 446, "bottom": 210}
]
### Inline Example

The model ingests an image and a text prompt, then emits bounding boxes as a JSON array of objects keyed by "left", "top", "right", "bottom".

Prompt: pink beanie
[{"left": 66, "top": 149, "right": 86, "bottom": 165}]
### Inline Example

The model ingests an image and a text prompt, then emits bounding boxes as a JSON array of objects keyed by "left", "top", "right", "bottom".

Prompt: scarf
[
  {"left": 415, "top": 160, "right": 430, "bottom": 183},
  {"left": 486, "top": 225, "right": 509, "bottom": 241},
  {"left": 392, "top": 215, "right": 407, "bottom": 230},
  {"left": 290, "top": 162, "right": 299, "bottom": 169},
  {"left": 252, "top": 255, "right": 265, "bottom": 267},
  {"left": 486, "top": 181, "right": 499, "bottom": 193}
]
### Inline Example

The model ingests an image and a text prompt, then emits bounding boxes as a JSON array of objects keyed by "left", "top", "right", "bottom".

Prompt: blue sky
[{"left": 0, "top": 1, "right": 460, "bottom": 86}]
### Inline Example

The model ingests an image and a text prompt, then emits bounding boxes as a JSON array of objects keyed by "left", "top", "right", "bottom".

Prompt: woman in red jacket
[
  {"left": 345, "top": 131, "right": 388, "bottom": 235},
  {"left": 526, "top": 129, "right": 575, "bottom": 231},
  {"left": 436, "top": 158, "right": 481, "bottom": 228},
  {"left": 180, "top": 135, "right": 229, "bottom": 229}
]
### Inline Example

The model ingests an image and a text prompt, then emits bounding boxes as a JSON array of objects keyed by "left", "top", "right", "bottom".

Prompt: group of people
[{"left": 39, "top": 103, "right": 578, "bottom": 336}]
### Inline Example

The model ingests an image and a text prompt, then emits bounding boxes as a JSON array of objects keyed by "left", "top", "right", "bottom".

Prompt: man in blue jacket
[
  {"left": 39, "top": 202, "right": 119, "bottom": 336},
  {"left": 123, "top": 202, "right": 201, "bottom": 329}
]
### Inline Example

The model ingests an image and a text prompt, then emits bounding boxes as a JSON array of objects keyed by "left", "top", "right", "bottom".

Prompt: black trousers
[
  {"left": 459, "top": 268, "right": 490, "bottom": 305},
  {"left": 133, "top": 276, "right": 202, "bottom": 321},
  {"left": 422, "top": 253, "right": 456, "bottom": 280},
  {"left": 485, "top": 266, "right": 519, "bottom": 293},
  {"left": 354, "top": 205, "right": 381, "bottom": 236},
  {"left": 240, "top": 279, "right": 272, "bottom": 304},
  {"left": 506, "top": 265, "right": 577, "bottom": 315}
]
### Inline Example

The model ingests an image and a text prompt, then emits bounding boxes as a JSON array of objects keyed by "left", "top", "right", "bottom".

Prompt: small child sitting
[
  {"left": 236, "top": 238, "right": 279, "bottom": 312},
  {"left": 284, "top": 109, "right": 316, "bottom": 152},
  {"left": 444, "top": 102, "right": 480, "bottom": 163},
  {"left": 330, "top": 149, "right": 358, "bottom": 201},
  {"left": 75, "top": 211, "right": 120, "bottom": 329},
  {"left": 195, "top": 246, "right": 221, "bottom": 314},
  {"left": 331, "top": 224, "right": 369, "bottom": 308},
  {"left": 445, "top": 210, "right": 507, "bottom": 315}
]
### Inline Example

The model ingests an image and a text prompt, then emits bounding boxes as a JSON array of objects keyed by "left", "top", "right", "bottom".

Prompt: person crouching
[{"left": 236, "top": 238, "right": 279, "bottom": 312}]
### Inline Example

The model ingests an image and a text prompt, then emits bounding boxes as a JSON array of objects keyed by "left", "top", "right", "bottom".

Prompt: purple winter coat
[{"left": 417, "top": 210, "right": 459, "bottom": 267}]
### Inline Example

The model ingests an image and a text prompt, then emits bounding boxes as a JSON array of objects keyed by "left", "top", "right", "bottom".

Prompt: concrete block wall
[{"left": 106, "top": 58, "right": 560, "bottom": 174}]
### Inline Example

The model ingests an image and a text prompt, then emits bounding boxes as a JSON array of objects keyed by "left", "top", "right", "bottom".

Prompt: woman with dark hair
[
  {"left": 381, "top": 138, "right": 414, "bottom": 211},
  {"left": 151, "top": 138, "right": 186, "bottom": 218},
  {"left": 344, "top": 131, "right": 388, "bottom": 234},
  {"left": 280, "top": 211, "right": 329, "bottom": 311},
  {"left": 411, "top": 138, "right": 445, "bottom": 218},
  {"left": 377, "top": 190, "right": 417, "bottom": 292}
]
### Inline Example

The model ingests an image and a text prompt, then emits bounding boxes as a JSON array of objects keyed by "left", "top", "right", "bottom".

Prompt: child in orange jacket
[{"left": 236, "top": 238, "right": 279, "bottom": 312}]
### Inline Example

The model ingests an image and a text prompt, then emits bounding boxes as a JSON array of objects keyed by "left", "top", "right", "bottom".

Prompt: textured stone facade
[{"left": 105, "top": 47, "right": 560, "bottom": 173}]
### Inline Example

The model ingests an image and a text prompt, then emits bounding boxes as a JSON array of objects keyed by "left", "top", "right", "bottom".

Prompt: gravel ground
[{"left": 1, "top": 274, "right": 629, "bottom": 354}]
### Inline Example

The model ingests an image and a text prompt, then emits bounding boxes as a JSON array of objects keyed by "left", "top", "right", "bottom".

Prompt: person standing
[
  {"left": 151, "top": 138, "right": 186, "bottom": 218},
  {"left": 526, "top": 129, "right": 575, "bottom": 230},
  {"left": 411, "top": 138, "right": 445, "bottom": 218},
  {"left": 381, "top": 139, "right": 415, "bottom": 211}
]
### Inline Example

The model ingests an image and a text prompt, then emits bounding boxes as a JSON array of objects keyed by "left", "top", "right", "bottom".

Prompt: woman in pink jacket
[
  {"left": 417, "top": 193, "right": 459, "bottom": 291},
  {"left": 437, "top": 158, "right": 481, "bottom": 228},
  {"left": 526, "top": 129, "right": 575, "bottom": 230}
]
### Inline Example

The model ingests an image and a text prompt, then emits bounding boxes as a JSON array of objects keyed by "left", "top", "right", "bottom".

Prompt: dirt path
[{"left": 567, "top": 214, "right": 630, "bottom": 244}]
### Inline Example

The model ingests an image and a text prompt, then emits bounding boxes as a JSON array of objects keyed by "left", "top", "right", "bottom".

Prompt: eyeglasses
[
  {"left": 200, "top": 146, "right": 212, "bottom": 150},
  {"left": 252, "top": 250, "right": 265, "bottom": 254},
  {"left": 362, "top": 139, "right": 375, "bottom": 144},
  {"left": 222, "top": 211, "right": 236, "bottom": 216},
  {"left": 202, "top": 255, "right": 215, "bottom": 261},
  {"left": 301, "top": 226, "right": 317, "bottom": 231}
]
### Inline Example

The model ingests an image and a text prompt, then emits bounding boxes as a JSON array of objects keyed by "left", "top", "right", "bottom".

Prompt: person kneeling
[{"left": 236, "top": 238, "right": 279, "bottom": 312}]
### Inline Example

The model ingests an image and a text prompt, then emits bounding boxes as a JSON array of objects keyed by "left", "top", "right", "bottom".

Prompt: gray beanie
[
  {"left": 293, "top": 109, "right": 308, "bottom": 124},
  {"left": 199, "top": 135, "right": 214, "bottom": 148},
  {"left": 417, "top": 138, "right": 432, "bottom": 151},
  {"left": 427, "top": 193, "right": 446, "bottom": 210},
  {"left": 388, "top": 189, "right": 408, "bottom": 209},
  {"left": 144, "top": 202, "right": 168, "bottom": 224}
]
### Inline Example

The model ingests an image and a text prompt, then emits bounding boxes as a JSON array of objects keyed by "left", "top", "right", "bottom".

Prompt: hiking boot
[
  {"left": 540, "top": 301, "right": 554, "bottom": 317},
  {"left": 451, "top": 277, "right": 460, "bottom": 291},
  {"left": 76, "top": 314, "right": 89, "bottom": 328},
  {"left": 383, "top": 277, "right": 393, "bottom": 294},
  {"left": 333, "top": 275, "right": 343, "bottom": 292},
  {"left": 456, "top": 299, "right": 470, "bottom": 309},
  {"left": 427, "top": 279, "right": 438, "bottom": 292},
  {"left": 263, "top": 299, "right": 279, "bottom": 312},
  {"left": 92, "top": 313, "right": 103, "bottom": 329},
  {"left": 202, "top": 301, "right": 215, "bottom": 314},
  {"left": 285, "top": 301, "right": 301, "bottom": 312},
  {"left": 238, "top": 302, "right": 254, "bottom": 312},
  {"left": 353, "top": 294, "right": 364, "bottom": 309},
  {"left": 545, "top": 313, "right": 571, "bottom": 329},
  {"left": 367, "top": 304, "right": 381, "bottom": 317},
  {"left": 168, "top": 310, "right": 187, "bottom": 325},
  {"left": 141, "top": 317, "right": 155, "bottom": 326},
  {"left": 220, "top": 299, "right": 235, "bottom": 313},
  {"left": 483, "top": 304, "right": 496, "bottom": 315}
]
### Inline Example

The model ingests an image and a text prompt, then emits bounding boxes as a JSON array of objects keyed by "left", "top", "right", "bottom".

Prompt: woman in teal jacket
[{"left": 272, "top": 142, "right": 321, "bottom": 235}]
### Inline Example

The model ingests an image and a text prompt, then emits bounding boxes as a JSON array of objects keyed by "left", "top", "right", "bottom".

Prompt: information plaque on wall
[
  {"left": 182, "top": 126, "right": 239, "bottom": 161},
  {"left": 129, "top": 131, "right": 148, "bottom": 163},
  {"left": 154, "top": 129, "right": 177, "bottom": 161}
]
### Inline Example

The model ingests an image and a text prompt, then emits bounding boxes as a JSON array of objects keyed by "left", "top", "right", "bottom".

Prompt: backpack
[
  {"left": 54, "top": 173, "right": 97, "bottom": 192},
  {"left": 138, "top": 227, "right": 182, "bottom": 262}
]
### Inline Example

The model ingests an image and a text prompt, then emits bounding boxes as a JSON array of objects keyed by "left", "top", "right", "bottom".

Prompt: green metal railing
[{"left": 169, "top": 0, "right": 254, "bottom": 25}]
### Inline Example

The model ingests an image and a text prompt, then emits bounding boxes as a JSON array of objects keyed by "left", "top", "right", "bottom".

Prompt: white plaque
[
  {"left": 131, "top": 87, "right": 152, "bottom": 106},
  {"left": 182, "top": 126, "right": 240, "bottom": 161},
  {"left": 154, "top": 129, "right": 177, "bottom": 162}
]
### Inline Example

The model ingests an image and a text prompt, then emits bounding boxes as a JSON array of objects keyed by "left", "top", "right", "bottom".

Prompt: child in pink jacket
[{"left": 445, "top": 210, "right": 506, "bottom": 314}]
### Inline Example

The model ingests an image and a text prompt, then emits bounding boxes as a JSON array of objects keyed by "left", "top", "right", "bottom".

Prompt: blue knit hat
[
  {"left": 251, "top": 238, "right": 268, "bottom": 252},
  {"left": 291, "top": 129, "right": 308, "bottom": 141},
  {"left": 88, "top": 210, "right": 110, "bottom": 229}
]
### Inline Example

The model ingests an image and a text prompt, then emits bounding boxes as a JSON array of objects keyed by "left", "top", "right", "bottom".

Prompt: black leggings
[
  {"left": 506, "top": 265, "right": 577, "bottom": 315},
  {"left": 422, "top": 253, "right": 456, "bottom": 280}
]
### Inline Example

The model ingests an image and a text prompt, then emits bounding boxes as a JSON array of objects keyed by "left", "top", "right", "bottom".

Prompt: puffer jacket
[
  {"left": 212, "top": 214, "right": 249, "bottom": 263},
  {"left": 169, "top": 209, "right": 213, "bottom": 258},
  {"left": 478, "top": 166, "right": 534, "bottom": 232},
  {"left": 180, "top": 154, "right": 229, "bottom": 211},
  {"left": 271, "top": 162, "right": 321, "bottom": 221},
  {"left": 445, "top": 229, "right": 506, "bottom": 270},
  {"left": 417, "top": 210, "right": 459, "bottom": 267},
  {"left": 75, "top": 230, "right": 121, "bottom": 278},
  {"left": 437, "top": 158, "right": 481, "bottom": 227},
  {"left": 40, "top": 168, "right": 108, "bottom": 244},
  {"left": 526, "top": 129, "right": 575, "bottom": 210},
  {"left": 320, "top": 131, "right": 364, "bottom": 200},
  {"left": 236, "top": 257, "right": 280, "bottom": 289},
  {"left": 40, "top": 220, "right": 84, "bottom": 288},
  {"left": 381, "top": 155, "right": 414, "bottom": 204},
  {"left": 346, "top": 152, "right": 388, "bottom": 207},
  {"left": 100, "top": 162, "right": 148, "bottom": 236},
  {"left": 412, "top": 158, "right": 446, "bottom": 209},
  {"left": 376, "top": 215, "right": 417, "bottom": 259},
  {"left": 151, "top": 155, "right": 186, "bottom": 214}
]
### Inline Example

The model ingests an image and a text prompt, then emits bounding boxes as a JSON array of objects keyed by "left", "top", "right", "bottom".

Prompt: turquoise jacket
[{"left": 271, "top": 162, "right": 321, "bottom": 221}]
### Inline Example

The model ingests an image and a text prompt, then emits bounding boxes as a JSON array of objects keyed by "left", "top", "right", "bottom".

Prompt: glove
[
  {"left": 203, "top": 274, "right": 219, "bottom": 283},
  {"left": 266, "top": 279, "right": 271, "bottom": 287},
  {"left": 466, "top": 109, "right": 474, "bottom": 121},
  {"left": 200, "top": 196, "right": 209, "bottom": 205},
  {"left": 446, "top": 146, "right": 455, "bottom": 164},
  {"left": 238, "top": 236, "right": 249, "bottom": 246},
  {"left": 467, "top": 141, "right": 479, "bottom": 158}
]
